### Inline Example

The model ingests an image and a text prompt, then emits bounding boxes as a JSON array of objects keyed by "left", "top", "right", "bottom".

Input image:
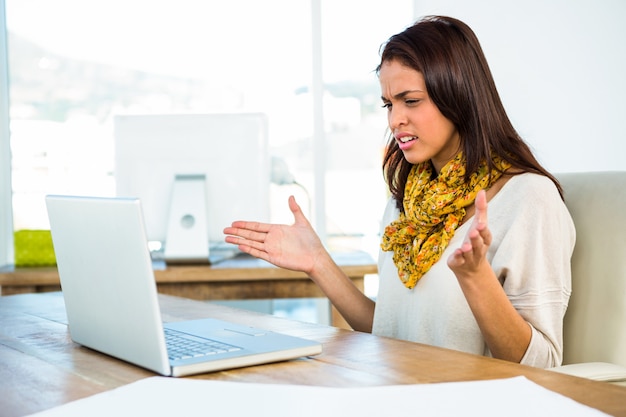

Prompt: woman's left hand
[
  {"left": 447, "top": 190, "right": 532, "bottom": 364},
  {"left": 447, "top": 189, "right": 492, "bottom": 276}
]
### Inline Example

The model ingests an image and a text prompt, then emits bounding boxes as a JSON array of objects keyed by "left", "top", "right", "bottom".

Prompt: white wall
[{"left": 412, "top": 0, "right": 626, "bottom": 173}]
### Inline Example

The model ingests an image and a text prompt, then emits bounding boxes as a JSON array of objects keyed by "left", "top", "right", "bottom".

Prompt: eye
[
  {"left": 381, "top": 102, "right": 392, "bottom": 109},
  {"left": 405, "top": 99, "right": 420, "bottom": 106}
]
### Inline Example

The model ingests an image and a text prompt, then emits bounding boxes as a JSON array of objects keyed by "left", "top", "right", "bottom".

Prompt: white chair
[{"left": 549, "top": 171, "right": 626, "bottom": 386}]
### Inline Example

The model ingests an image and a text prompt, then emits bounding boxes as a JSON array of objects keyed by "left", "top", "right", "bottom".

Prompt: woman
[{"left": 224, "top": 15, "right": 575, "bottom": 368}]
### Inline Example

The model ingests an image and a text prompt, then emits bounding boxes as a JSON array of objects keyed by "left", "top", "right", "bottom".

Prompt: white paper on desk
[{"left": 28, "top": 375, "right": 609, "bottom": 417}]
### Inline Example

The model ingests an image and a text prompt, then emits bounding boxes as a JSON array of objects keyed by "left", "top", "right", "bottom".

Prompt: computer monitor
[{"left": 114, "top": 113, "right": 270, "bottom": 263}]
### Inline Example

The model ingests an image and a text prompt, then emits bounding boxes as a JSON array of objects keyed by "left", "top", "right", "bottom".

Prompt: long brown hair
[{"left": 378, "top": 16, "right": 562, "bottom": 211}]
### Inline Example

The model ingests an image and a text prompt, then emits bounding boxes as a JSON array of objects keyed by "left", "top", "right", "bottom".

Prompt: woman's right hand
[
  {"left": 223, "top": 195, "right": 327, "bottom": 275},
  {"left": 226, "top": 195, "right": 376, "bottom": 333}
]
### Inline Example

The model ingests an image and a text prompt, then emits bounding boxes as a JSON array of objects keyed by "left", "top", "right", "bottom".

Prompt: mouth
[{"left": 397, "top": 135, "right": 417, "bottom": 144}]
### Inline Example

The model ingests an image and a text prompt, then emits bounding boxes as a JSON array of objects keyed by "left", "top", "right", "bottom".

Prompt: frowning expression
[{"left": 379, "top": 59, "right": 460, "bottom": 173}]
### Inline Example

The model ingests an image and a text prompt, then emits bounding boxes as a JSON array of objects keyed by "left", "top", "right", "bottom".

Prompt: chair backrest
[{"left": 556, "top": 171, "right": 626, "bottom": 367}]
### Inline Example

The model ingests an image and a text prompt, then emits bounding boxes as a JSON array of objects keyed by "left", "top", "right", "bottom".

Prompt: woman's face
[{"left": 379, "top": 59, "right": 460, "bottom": 173}]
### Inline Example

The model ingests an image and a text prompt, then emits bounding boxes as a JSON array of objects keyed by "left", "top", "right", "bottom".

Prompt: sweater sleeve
[{"left": 488, "top": 174, "right": 575, "bottom": 368}]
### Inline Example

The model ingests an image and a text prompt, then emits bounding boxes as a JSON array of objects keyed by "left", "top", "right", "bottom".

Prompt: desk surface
[{"left": 2, "top": 292, "right": 625, "bottom": 417}]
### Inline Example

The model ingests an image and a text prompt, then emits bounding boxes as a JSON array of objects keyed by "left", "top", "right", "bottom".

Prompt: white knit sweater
[{"left": 372, "top": 173, "right": 575, "bottom": 368}]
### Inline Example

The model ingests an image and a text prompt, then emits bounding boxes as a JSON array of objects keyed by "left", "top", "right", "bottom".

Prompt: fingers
[
  {"left": 223, "top": 222, "right": 271, "bottom": 253},
  {"left": 226, "top": 220, "right": 271, "bottom": 233},
  {"left": 228, "top": 238, "right": 271, "bottom": 263},
  {"left": 470, "top": 191, "right": 492, "bottom": 247},
  {"left": 223, "top": 230, "right": 272, "bottom": 263},
  {"left": 288, "top": 195, "right": 299, "bottom": 213},
  {"left": 288, "top": 195, "right": 311, "bottom": 226},
  {"left": 462, "top": 222, "right": 492, "bottom": 254},
  {"left": 447, "top": 238, "right": 479, "bottom": 269},
  {"left": 474, "top": 189, "right": 488, "bottom": 226},
  {"left": 447, "top": 246, "right": 470, "bottom": 269},
  {"left": 447, "top": 190, "right": 492, "bottom": 272}
]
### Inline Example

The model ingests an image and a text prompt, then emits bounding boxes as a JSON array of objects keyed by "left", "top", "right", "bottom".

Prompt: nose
[{"left": 388, "top": 105, "right": 407, "bottom": 132}]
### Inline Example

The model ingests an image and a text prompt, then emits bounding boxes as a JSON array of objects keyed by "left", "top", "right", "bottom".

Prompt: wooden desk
[
  {"left": 0, "top": 251, "right": 377, "bottom": 328},
  {"left": 1, "top": 292, "right": 625, "bottom": 417}
]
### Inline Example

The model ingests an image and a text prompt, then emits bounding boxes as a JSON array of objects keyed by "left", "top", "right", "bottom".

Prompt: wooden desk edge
[{"left": 0, "top": 262, "right": 378, "bottom": 285}]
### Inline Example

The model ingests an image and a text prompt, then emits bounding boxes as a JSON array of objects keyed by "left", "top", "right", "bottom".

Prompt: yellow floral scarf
[{"left": 381, "top": 152, "right": 511, "bottom": 289}]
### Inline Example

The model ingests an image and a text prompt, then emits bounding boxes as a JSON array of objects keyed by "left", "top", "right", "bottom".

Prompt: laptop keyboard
[{"left": 164, "top": 328, "right": 242, "bottom": 361}]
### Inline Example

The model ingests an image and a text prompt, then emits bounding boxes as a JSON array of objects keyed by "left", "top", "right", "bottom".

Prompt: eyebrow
[{"left": 380, "top": 89, "right": 425, "bottom": 102}]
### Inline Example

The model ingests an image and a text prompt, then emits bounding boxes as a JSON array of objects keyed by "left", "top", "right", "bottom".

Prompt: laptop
[{"left": 45, "top": 195, "right": 322, "bottom": 377}]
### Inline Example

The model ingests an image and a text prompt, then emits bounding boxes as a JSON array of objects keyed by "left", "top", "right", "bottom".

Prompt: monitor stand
[{"left": 164, "top": 174, "right": 210, "bottom": 264}]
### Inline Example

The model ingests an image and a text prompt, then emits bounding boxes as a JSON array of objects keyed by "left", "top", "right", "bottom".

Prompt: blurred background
[{"left": 1, "top": 0, "right": 624, "bottom": 322}]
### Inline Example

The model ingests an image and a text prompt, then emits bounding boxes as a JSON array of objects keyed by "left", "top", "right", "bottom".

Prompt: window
[
  {"left": 1, "top": 0, "right": 414, "bottom": 265},
  {"left": 0, "top": 0, "right": 10, "bottom": 266}
]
